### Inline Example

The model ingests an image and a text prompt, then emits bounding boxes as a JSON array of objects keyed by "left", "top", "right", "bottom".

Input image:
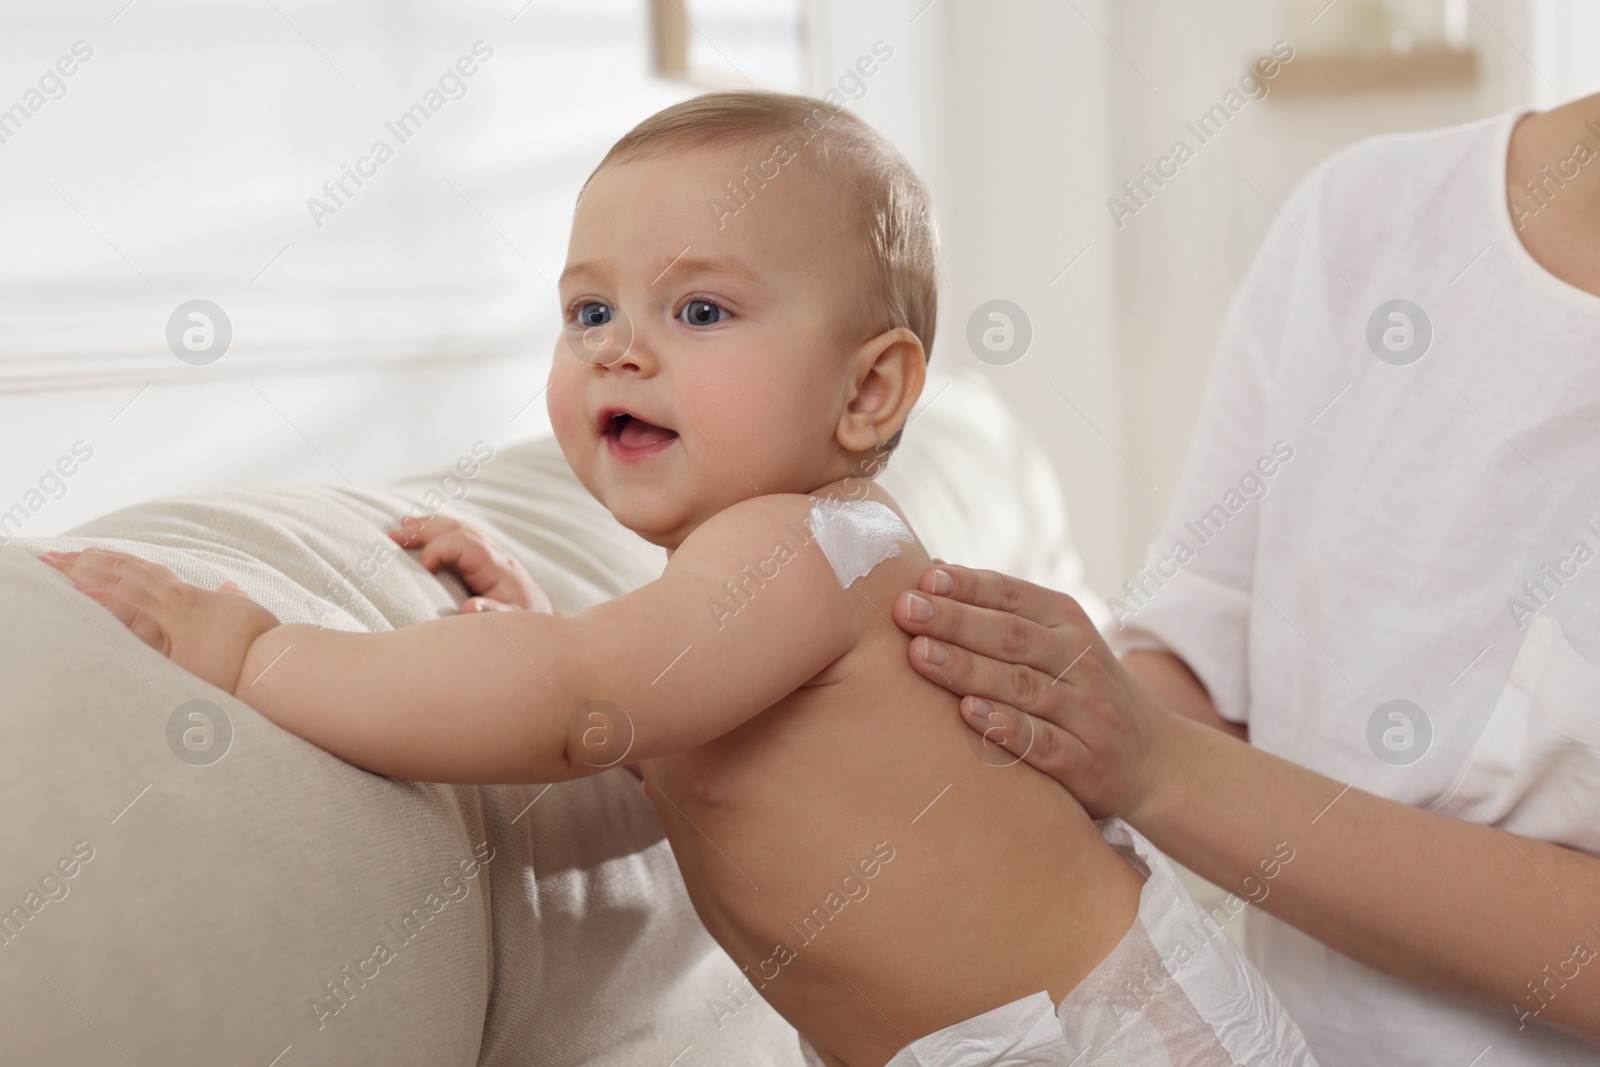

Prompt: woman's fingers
[
  {"left": 957, "top": 695, "right": 1092, "bottom": 785},
  {"left": 960, "top": 695, "right": 1037, "bottom": 765},
  {"left": 895, "top": 561, "right": 1180, "bottom": 820},
  {"left": 907, "top": 627, "right": 1083, "bottom": 720},
  {"left": 917, "top": 563, "right": 1089, "bottom": 630},
  {"left": 896, "top": 584, "right": 1091, "bottom": 679}
]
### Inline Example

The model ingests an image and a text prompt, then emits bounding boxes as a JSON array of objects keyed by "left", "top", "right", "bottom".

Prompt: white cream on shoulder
[{"left": 807, "top": 497, "right": 913, "bottom": 589}]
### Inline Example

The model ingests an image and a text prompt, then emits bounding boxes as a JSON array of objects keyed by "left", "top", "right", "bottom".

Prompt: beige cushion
[
  {"left": 0, "top": 367, "right": 1090, "bottom": 1065},
  {"left": 0, "top": 507, "right": 496, "bottom": 1066},
  {"left": 0, "top": 454, "right": 795, "bottom": 1065}
]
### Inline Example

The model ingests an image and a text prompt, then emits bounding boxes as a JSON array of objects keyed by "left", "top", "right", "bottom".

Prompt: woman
[{"left": 893, "top": 92, "right": 1600, "bottom": 1063}]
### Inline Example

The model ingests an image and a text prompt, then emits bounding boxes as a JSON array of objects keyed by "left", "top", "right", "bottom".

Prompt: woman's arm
[
  {"left": 1141, "top": 698, "right": 1600, "bottom": 1041},
  {"left": 894, "top": 564, "right": 1600, "bottom": 1042},
  {"left": 1121, "top": 649, "right": 1245, "bottom": 741}
]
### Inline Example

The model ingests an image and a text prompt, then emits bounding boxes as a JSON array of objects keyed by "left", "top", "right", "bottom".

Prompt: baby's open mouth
[{"left": 602, "top": 409, "right": 679, "bottom": 453}]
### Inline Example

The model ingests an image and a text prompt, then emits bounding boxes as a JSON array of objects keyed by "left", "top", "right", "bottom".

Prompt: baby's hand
[
  {"left": 39, "top": 548, "right": 280, "bottom": 694},
  {"left": 388, "top": 515, "right": 553, "bottom": 615}
]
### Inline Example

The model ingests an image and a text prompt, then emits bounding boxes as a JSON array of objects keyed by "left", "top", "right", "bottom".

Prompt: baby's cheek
[
  {"left": 744, "top": 380, "right": 826, "bottom": 450},
  {"left": 547, "top": 412, "right": 603, "bottom": 501},
  {"left": 695, "top": 393, "right": 776, "bottom": 461},
  {"left": 545, "top": 364, "right": 586, "bottom": 443}
]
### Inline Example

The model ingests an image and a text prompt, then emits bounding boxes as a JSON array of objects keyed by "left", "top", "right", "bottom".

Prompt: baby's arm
[{"left": 48, "top": 495, "right": 859, "bottom": 783}]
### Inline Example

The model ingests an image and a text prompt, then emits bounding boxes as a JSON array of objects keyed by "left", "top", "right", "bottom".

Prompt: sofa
[{"left": 0, "top": 367, "right": 1094, "bottom": 1065}]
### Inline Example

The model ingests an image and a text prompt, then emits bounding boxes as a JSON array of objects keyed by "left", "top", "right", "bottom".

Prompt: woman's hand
[
  {"left": 39, "top": 548, "right": 280, "bottom": 695},
  {"left": 894, "top": 563, "right": 1600, "bottom": 1040},
  {"left": 892, "top": 561, "right": 1180, "bottom": 821},
  {"left": 389, "top": 515, "right": 553, "bottom": 615}
]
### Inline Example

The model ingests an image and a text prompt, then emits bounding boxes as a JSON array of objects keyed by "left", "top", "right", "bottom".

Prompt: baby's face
[{"left": 548, "top": 144, "right": 867, "bottom": 548}]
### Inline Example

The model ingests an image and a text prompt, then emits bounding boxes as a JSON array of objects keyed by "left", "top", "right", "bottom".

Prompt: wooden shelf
[{"left": 1269, "top": 48, "right": 1479, "bottom": 96}]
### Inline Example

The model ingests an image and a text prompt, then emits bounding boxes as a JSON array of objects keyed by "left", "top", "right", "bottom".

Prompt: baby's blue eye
[
  {"left": 679, "top": 300, "right": 725, "bottom": 327},
  {"left": 578, "top": 302, "right": 613, "bottom": 327}
]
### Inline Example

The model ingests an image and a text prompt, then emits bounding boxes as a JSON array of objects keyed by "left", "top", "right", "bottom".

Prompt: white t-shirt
[{"left": 1107, "top": 108, "right": 1600, "bottom": 1065}]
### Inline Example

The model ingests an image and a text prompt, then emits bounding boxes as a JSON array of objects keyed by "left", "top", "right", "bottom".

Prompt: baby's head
[{"left": 547, "top": 90, "right": 939, "bottom": 550}]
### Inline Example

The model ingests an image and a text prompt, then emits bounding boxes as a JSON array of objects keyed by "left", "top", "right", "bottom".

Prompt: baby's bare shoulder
[
  {"left": 808, "top": 489, "right": 929, "bottom": 588},
  {"left": 668, "top": 491, "right": 928, "bottom": 659},
  {"left": 669, "top": 493, "right": 864, "bottom": 627},
  {"left": 673, "top": 493, "right": 825, "bottom": 571}
]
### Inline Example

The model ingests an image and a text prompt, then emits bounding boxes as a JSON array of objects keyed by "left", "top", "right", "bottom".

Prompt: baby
[{"left": 45, "top": 92, "right": 1316, "bottom": 1066}]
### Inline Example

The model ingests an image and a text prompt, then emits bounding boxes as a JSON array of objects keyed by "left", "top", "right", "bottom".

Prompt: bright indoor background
[{"left": 3, "top": 0, "right": 1600, "bottom": 609}]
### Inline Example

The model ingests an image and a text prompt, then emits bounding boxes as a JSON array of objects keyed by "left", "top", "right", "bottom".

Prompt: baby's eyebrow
[
  {"left": 651, "top": 253, "right": 765, "bottom": 289},
  {"left": 558, "top": 261, "right": 605, "bottom": 288},
  {"left": 558, "top": 254, "right": 765, "bottom": 291}
]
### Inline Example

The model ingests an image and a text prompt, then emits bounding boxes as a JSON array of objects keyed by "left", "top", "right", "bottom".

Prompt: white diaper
[{"left": 798, "top": 820, "right": 1319, "bottom": 1067}]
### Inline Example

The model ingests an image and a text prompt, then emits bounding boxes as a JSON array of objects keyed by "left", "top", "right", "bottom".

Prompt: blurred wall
[
  {"left": 814, "top": 0, "right": 1123, "bottom": 598},
  {"left": 0, "top": 0, "right": 689, "bottom": 536},
  {"left": 879, "top": 0, "right": 1597, "bottom": 601},
  {"left": 1102, "top": 0, "right": 1571, "bottom": 599},
  {"left": 4, "top": 0, "right": 1597, "bottom": 602}
]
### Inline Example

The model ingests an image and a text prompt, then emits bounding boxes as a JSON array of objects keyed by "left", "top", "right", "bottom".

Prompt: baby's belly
[{"left": 641, "top": 667, "right": 1143, "bottom": 1064}]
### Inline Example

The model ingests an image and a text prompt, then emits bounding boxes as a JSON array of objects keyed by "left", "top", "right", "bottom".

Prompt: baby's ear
[{"left": 836, "top": 327, "right": 926, "bottom": 453}]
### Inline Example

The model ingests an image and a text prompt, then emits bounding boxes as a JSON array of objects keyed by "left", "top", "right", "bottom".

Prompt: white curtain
[{"left": 0, "top": 0, "right": 687, "bottom": 393}]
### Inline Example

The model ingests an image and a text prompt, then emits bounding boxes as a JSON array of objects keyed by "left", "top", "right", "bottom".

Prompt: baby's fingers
[
  {"left": 73, "top": 583, "right": 169, "bottom": 652},
  {"left": 388, "top": 514, "right": 462, "bottom": 548},
  {"left": 415, "top": 529, "right": 492, "bottom": 576},
  {"left": 45, "top": 547, "right": 176, "bottom": 595},
  {"left": 39, "top": 558, "right": 168, "bottom": 652},
  {"left": 44, "top": 548, "right": 127, "bottom": 587},
  {"left": 461, "top": 596, "right": 519, "bottom": 614},
  {"left": 44, "top": 550, "right": 186, "bottom": 625}
]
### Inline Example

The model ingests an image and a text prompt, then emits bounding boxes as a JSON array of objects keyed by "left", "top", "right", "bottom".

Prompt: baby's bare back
[{"left": 642, "top": 544, "right": 1145, "bottom": 1066}]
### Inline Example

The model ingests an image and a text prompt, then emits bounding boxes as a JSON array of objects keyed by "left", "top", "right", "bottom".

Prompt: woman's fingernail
[
  {"left": 969, "top": 698, "right": 995, "bottom": 720},
  {"left": 929, "top": 568, "right": 954, "bottom": 596},
  {"left": 905, "top": 593, "right": 934, "bottom": 622},
  {"left": 37, "top": 552, "right": 59, "bottom": 563},
  {"left": 917, "top": 636, "right": 951, "bottom": 665}
]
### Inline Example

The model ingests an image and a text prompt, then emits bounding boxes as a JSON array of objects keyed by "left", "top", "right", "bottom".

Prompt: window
[{"left": 652, "top": 0, "right": 808, "bottom": 92}]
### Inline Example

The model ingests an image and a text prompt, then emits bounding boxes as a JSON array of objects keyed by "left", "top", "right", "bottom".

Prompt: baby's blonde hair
[{"left": 588, "top": 90, "right": 940, "bottom": 452}]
